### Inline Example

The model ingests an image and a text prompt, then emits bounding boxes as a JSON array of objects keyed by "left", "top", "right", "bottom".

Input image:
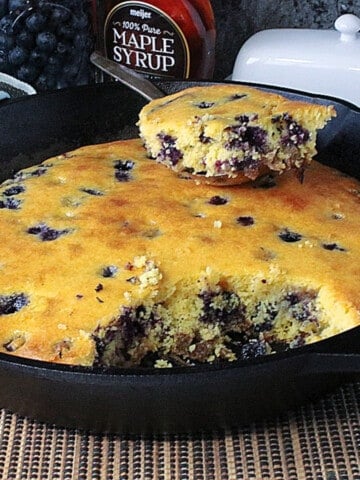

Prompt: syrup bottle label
[{"left": 104, "top": 1, "right": 190, "bottom": 78}]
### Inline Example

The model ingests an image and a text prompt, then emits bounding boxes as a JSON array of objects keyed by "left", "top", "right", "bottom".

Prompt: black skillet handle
[
  {"left": 297, "top": 352, "right": 360, "bottom": 376},
  {"left": 296, "top": 326, "right": 360, "bottom": 376}
]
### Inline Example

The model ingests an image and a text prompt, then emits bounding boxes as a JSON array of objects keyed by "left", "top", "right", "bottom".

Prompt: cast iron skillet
[{"left": 0, "top": 81, "right": 360, "bottom": 435}]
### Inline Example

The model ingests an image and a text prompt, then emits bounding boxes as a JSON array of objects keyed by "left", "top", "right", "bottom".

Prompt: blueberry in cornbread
[
  {"left": 138, "top": 84, "right": 336, "bottom": 184},
  {"left": 0, "top": 139, "right": 358, "bottom": 368}
]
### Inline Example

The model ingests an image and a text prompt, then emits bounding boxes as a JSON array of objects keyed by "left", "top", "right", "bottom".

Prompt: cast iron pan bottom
[{"left": 0, "top": 82, "right": 359, "bottom": 434}]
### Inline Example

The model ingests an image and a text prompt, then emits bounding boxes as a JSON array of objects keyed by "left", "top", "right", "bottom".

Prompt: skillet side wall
[
  {"left": 0, "top": 352, "right": 352, "bottom": 434},
  {"left": 0, "top": 84, "right": 145, "bottom": 182}
]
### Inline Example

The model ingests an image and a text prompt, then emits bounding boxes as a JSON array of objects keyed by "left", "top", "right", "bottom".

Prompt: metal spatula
[{"left": 90, "top": 51, "right": 165, "bottom": 101}]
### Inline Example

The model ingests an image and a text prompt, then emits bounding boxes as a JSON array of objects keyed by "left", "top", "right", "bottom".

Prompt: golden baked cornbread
[
  {"left": 138, "top": 84, "right": 336, "bottom": 184},
  {"left": 0, "top": 138, "right": 359, "bottom": 368}
]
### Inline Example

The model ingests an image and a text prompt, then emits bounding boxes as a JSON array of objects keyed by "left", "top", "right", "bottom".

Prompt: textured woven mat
[{"left": 0, "top": 382, "right": 359, "bottom": 480}]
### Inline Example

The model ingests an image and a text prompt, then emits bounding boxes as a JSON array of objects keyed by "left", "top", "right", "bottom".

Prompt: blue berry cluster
[
  {"left": 0, "top": 0, "right": 93, "bottom": 90},
  {"left": 0, "top": 292, "right": 29, "bottom": 315}
]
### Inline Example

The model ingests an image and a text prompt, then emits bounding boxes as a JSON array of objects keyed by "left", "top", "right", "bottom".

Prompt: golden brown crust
[{"left": 0, "top": 138, "right": 358, "bottom": 368}]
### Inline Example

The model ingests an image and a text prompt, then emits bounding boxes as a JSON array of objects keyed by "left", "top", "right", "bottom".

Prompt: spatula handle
[{"left": 90, "top": 51, "right": 165, "bottom": 101}]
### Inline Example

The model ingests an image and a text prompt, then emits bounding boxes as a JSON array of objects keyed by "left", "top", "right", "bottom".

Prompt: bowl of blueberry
[{"left": 0, "top": 0, "right": 94, "bottom": 92}]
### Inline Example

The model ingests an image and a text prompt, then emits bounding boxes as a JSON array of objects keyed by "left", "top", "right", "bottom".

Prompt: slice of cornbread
[
  {"left": 0, "top": 139, "right": 358, "bottom": 368},
  {"left": 138, "top": 84, "right": 336, "bottom": 184}
]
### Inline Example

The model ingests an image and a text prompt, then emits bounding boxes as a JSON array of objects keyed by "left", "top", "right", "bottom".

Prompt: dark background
[{"left": 211, "top": 0, "right": 360, "bottom": 79}]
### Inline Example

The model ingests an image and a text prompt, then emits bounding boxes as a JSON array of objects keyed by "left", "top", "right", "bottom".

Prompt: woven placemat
[{"left": 0, "top": 382, "right": 359, "bottom": 480}]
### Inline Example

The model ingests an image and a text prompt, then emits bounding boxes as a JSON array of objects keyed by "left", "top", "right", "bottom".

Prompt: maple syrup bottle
[{"left": 94, "top": 0, "right": 216, "bottom": 79}]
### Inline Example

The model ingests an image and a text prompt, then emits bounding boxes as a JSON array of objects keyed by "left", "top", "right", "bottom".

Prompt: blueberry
[
  {"left": 27, "top": 225, "right": 43, "bottom": 235},
  {"left": 14, "top": 165, "right": 50, "bottom": 180},
  {"left": 42, "top": 227, "right": 68, "bottom": 241},
  {"left": 230, "top": 93, "right": 247, "bottom": 101},
  {"left": 16, "top": 30, "right": 35, "bottom": 49},
  {"left": 331, "top": 213, "right": 344, "bottom": 220},
  {"left": 17, "top": 63, "right": 39, "bottom": 82},
  {"left": 253, "top": 318, "right": 274, "bottom": 333},
  {"left": 0, "top": 15, "right": 14, "bottom": 32},
  {"left": 0, "top": 32, "right": 15, "bottom": 49},
  {"left": 0, "top": 197, "right": 21, "bottom": 209},
  {"left": 285, "top": 292, "right": 302, "bottom": 306},
  {"left": 225, "top": 125, "right": 268, "bottom": 153},
  {"left": 25, "top": 12, "right": 47, "bottom": 33},
  {"left": 199, "top": 132, "right": 212, "bottom": 144},
  {"left": 194, "top": 101, "right": 214, "bottom": 109},
  {"left": 157, "top": 133, "right": 183, "bottom": 166},
  {"left": 93, "top": 305, "right": 153, "bottom": 362},
  {"left": 62, "top": 63, "right": 79, "bottom": 80},
  {"left": 0, "top": 293, "right": 29, "bottom": 315},
  {"left": 81, "top": 188, "right": 104, "bottom": 196},
  {"left": 36, "top": 31, "right": 57, "bottom": 52},
  {"left": 56, "top": 23, "right": 75, "bottom": 40},
  {"left": 322, "top": 243, "right": 346, "bottom": 252},
  {"left": 115, "top": 171, "right": 132, "bottom": 182},
  {"left": 240, "top": 339, "right": 267, "bottom": 359},
  {"left": 29, "top": 48, "right": 47, "bottom": 67},
  {"left": 278, "top": 228, "right": 302, "bottom": 243},
  {"left": 199, "top": 290, "right": 244, "bottom": 326},
  {"left": 35, "top": 73, "right": 56, "bottom": 90},
  {"left": 235, "top": 115, "right": 249, "bottom": 123},
  {"left": 208, "top": 195, "right": 228, "bottom": 205},
  {"left": 114, "top": 159, "right": 134, "bottom": 182},
  {"left": 237, "top": 216, "right": 254, "bottom": 226},
  {"left": 285, "top": 291, "right": 318, "bottom": 323},
  {"left": 228, "top": 156, "right": 260, "bottom": 174},
  {"left": 102, "top": 265, "right": 118, "bottom": 278},
  {"left": 114, "top": 160, "right": 134, "bottom": 171},
  {"left": 285, "top": 118, "right": 309, "bottom": 146},
  {"left": 292, "top": 302, "right": 317, "bottom": 323},
  {"left": 273, "top": 113, "right": 310, "bottom": 147},
  {"left": 56, "top": 40, "right": 71, "bottom": 56},
  {"left": 8, "top": 0, "right": 28, "bottom": 11},
  {"left": 50, "top": 6, "right": 71, "bottom": 25},
  {"left": 119, "top": 306, "right": 147, "bottom": 348},
  {"left": 3, "top": 185, "right": 25, "bottom": 196},
  {"left": 8, "top": 45, "right": 28, "bottom": 65},
  {"left": 44, "top": 55, "right": 63, "bottom": 75},
  {"left": 27, "top": 223, "right": 70, "bottom": 241},
  {"left": 36, "top": 0, "right": 52, "bottom": 14}
]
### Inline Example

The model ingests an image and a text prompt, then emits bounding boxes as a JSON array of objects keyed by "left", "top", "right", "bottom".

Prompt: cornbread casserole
[{"left": 0, "top": 138, "right": 358, "bottom": 367}]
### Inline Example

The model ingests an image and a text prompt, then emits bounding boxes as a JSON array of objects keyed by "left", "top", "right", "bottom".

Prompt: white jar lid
[{"left": 232, "top": 14, "right": 360, "bottom": 107}]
